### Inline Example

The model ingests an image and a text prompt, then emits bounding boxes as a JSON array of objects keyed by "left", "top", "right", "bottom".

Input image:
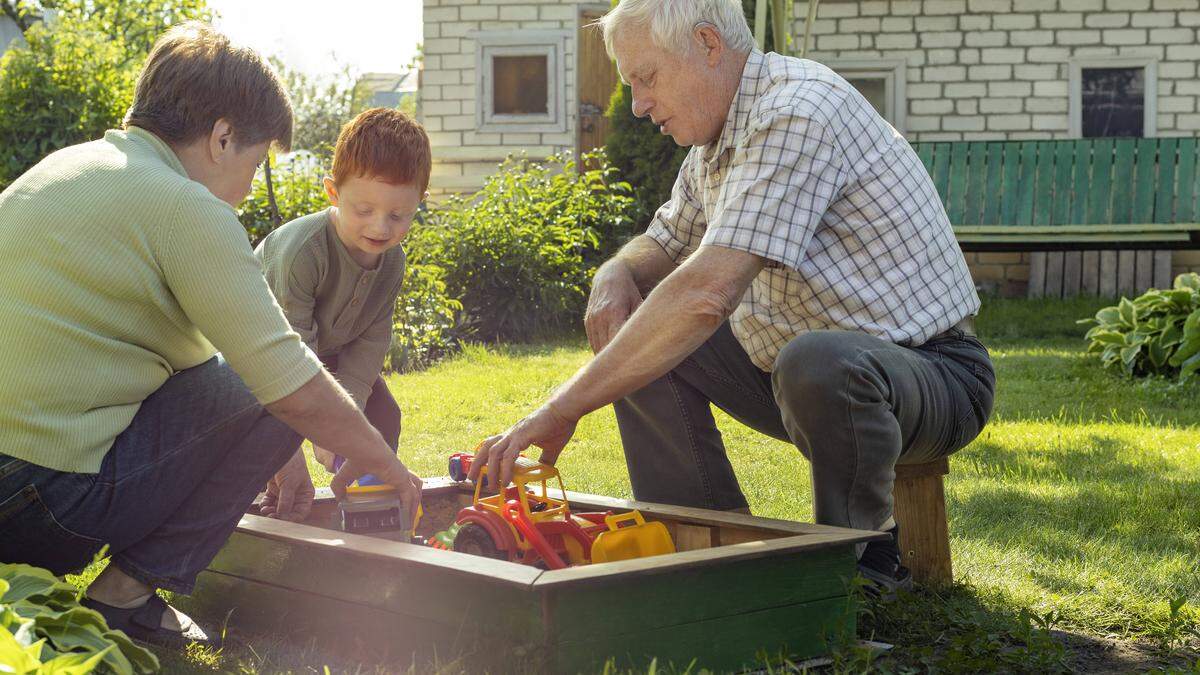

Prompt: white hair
[{"left": 597, "top": 0, "right": 756, "bottom": 60}]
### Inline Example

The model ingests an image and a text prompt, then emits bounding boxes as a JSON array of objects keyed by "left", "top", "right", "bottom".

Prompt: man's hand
[
  {"left": 584, "top": 260, "right": 643, "bottom": 354},
  {"left": 261, "top": 449, "right": 315, "bottom": 521},
  {"left": 330, "top": 455, "right": 423, "bottom": 519},
  {"left": 469, "top": 402, "right": 578, "bottom": 489},
  {"left": 313, "top": 445, "right": 337, "bottom": 473}
]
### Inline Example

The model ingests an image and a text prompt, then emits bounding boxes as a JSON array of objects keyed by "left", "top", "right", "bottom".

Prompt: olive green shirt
[
  {"left": 0, "top": 127, "right": 323, "bottom": 474},
  {"left": 255, "top": 209, "right": 405, "bottom": 408}
]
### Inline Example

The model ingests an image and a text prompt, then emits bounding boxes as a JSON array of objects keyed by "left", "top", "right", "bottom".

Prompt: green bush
[
  {"left": 386, "top": 262, "right": 463, "bottom": 373},
  {"left": 0, "top": 563, "right": 158, "bottom": 674},
  {"left": 410, "top": 150, "right": 636, "bottom": 342},
  {"left": 238, "top": 154, "right": 330, "bottom": 247},
  {"left": 1080, "top": 273, "right": 1200, "bottom": 379}
]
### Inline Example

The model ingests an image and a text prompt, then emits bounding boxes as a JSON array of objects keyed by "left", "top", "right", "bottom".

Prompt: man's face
[{"left": 612, "top": 24, "right": 729, "bottom": 147}]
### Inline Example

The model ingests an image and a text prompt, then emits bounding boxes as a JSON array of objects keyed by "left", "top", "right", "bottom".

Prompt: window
[
  {"left": 1069, "top": 56, "right": 1157, "bottom": 138},
  {"left": 821, "top": 58, "right": 907, "bottom": 134},
  {"left": 473, "top": 30, "right": 569, "bottom": 133}
]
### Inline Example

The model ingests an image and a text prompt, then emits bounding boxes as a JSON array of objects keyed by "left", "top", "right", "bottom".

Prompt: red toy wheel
[{"left": 453, "top": 522, "right": 506, "bottom": 560}]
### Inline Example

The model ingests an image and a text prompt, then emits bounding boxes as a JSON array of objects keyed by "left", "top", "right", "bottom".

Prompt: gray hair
[{"left": 597, "top": 0, "right": 756, "bottom": 60}]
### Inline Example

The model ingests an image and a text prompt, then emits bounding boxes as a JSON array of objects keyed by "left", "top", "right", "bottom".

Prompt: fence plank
[
  {"left": 1062, "top": 251, "right": 1083, "bottom": 296},
  {"left": 1099, "top": 251, "right": 1119, "bottom": 297},
  {"left": 1118, "top": 250, "right": 1137, "bottom": 296},
  {"left": 1028, "top": 252, "right": 1047, "bottom": 298},
  {"left": 1045, "top": 251, "right": 1065, "bottom": 297},
  {"left": 1081, "top": 250, "right": 1101, "bottom": 295},
  {"left": 1153, "top": 250, "right": 1173, "bottom": 289}
]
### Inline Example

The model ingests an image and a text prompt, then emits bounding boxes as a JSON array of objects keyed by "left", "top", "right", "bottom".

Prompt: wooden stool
[{"left": 892, "top": 457, "right": 952, "bottom": 586}]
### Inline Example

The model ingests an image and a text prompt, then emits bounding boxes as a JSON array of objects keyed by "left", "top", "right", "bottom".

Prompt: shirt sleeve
[
  {"left": 701, "top": 113, "right": 847, "bottom": 271},
  {"left": 157, "top": 187, "right": 322, "bottom": 404},
  {"left": 333, "top": 274, "right": 400, "bottom": 408},
  {"left": 644, "top": 148, "right": 708, "bottom": 264}
]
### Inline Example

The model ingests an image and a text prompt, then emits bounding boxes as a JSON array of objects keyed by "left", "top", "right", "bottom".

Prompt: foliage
[
  {"left": 1080, "top": 273, "right": 1200, "bottom": 379},
  {"left": 386, "top": 262, "right": 462, "bottom": 373},
  {"left": 0, "top": 562, "right": 158, "bottom": 674},
  {"left": 271, "top": 58, "right": 370, "bottom": 161},
  {"left": 0, "top": 0, "right": 208, "bottom": 190},
  {"left": 409, "top": 150, "right": 636, "bottom": 342},
  {"left": 238, "top": 153, "right": 330, "bottom": 247}
]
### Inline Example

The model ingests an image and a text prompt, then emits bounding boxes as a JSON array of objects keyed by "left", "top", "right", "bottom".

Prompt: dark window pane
[
  {"left": 493, "top": 55, "right": 548, "bottom": 115},
  {"left": 847, "top": 77, "right": 888, "bottom": 118},
  {"left": 1081, "top": 67, "right": 1144, "bottom": 138}
]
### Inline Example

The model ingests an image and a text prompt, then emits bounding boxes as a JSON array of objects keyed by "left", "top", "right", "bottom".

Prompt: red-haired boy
[{"left": 256, "top": 108, "right": 431, "bottom": 477}]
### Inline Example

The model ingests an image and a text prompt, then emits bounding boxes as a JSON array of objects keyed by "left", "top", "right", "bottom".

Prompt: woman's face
[{"left": 209, "top": 141, "right": 271, "bottom": 207}]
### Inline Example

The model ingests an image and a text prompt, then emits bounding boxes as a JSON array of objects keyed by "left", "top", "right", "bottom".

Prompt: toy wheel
[{"left": 453, "top": 522, "right": 506, "bottom": 560}]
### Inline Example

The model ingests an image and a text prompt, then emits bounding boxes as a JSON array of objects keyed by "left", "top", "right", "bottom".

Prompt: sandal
[{"left": 82, "top": 594, "right": 215, "bottom": 648}]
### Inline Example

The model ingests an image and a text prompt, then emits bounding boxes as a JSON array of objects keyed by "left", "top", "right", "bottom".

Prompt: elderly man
[{"left": 472, "top": 0, "right": 994, "bottom": 591}]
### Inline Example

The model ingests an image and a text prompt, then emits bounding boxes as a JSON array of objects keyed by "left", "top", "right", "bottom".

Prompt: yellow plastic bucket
[{"left": 590, "top": 511, "right": 675, "bottom": 563}]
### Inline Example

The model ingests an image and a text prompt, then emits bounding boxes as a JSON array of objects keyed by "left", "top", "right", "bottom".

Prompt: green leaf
[
  {"left": 1148, "top": 336, "right": 1169, "bottom": 369},
  {"left": 1174, "top": 272, "right": 1200, "bottom": 291},
  {"left": 1118, "top": 297, "right": 1138, "bottom": 327},
  {"left": 1180, "top": 351, "right": 1200, "bottom": 379},
  {"left": 40, "top": 646, "right": 111, "bottom": 674},
  {"left": 102, "top": 630, "right": 159, "bottom": 674}
]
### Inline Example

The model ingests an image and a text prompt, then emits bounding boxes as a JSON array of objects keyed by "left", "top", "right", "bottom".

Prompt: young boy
[{"left": 257, "top": 108, "right": 430, "bottom": 475}]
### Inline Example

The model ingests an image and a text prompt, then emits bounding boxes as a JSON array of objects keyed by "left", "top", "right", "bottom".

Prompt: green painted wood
[
  {"left": 947, "top": 143, "right": 970, "bottom": 224},
  {"left": 1087, "top": 139, "right": 1115, "bottom": 225},
  {"left": 1177, "top": 138, "right": 1196, "bottom": 222},
  {"left": 1112, "top": 139, "right": 1135, "bottom": 223},
  {"left": 932, "top": 143, "right": 952, "bottom": 208},
  {"left": 1016, "top": 142, "right": 1038, "bottom": 226},
  {"left": 1155, "top": 139, "right": 1178, "bottom": 224},
  {"left": 1051, "top": 141, "right": 1076, "bottom": 226},
  {"left": 547, "top": 546, "right": 855, "bottom": 643},
  {"left": 1133, "top": 138, "right": 1158, "bottom": 224},
  {"left": 1033, "top": 141, "right": 1056, "bottom": 226},
  {"left": 1000, "top": 142, "right": 1022, "bottom": 225},
  {"left": 954, "top": 233, "right": 1190, "bottom": 244},
  {"left": 1071, "top": 140, "right": 1092, "bottom": 226},
  {"left": 982, "top": 143, "right": 1005, "bottom": 225},
  {"left": 963, "top": 142, "right": 989, "bottom": 225},
  {"left": 953, "top": 223, "right": 1200, "bottom": 234},
  {"left": 916, "top": 143, "right": 934, "bottom": 175},
  {"left": 550, "top": 596, "right": 855, "bottom": 674}
]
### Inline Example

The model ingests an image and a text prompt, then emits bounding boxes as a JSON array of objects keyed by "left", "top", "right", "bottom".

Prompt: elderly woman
[
  {"left": 0, "top": 23, "right": 421, "bottom": 645},
  {"left": 471, "top": 0, "right": 993, "bottom": 598}
]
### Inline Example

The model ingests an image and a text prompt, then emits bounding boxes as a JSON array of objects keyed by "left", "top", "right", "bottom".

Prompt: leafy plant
[
  {"left": 1080, "top": 273, "right": 1200, "bottom": 379},
  {"left": 238, "top": 153, "right": 330, "bottom": 247},
  {"left": 409, "top": 150, "right": 636, "bottom": 342},
  {"left": 386, "top": 262, "right": 462, "bottom": 373},
  {"left": 0, "top": 563, "right": 158, "bottom": 674}
]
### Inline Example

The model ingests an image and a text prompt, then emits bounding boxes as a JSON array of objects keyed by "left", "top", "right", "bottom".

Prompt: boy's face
[{"left": 324, "top": 175, "right": 423, "bottom": 259}]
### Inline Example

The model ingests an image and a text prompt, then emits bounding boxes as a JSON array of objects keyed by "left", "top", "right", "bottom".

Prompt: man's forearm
[
  {"left": 266, "top": 369, "right": 393, "bottom": 472},
  {"left": 605, "top": 234, "right": 677, "bottom": 295}
]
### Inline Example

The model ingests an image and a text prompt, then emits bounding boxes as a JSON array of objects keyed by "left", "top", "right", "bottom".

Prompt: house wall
[
  {"left": 0, "top": 16, "right": 23, "bottom": 56},
  {"left": 422, "top": 0, "right": 595, "bottom": 197},
  {"left": 796, "top": 0, "right": 1200, "bottom": 296}
]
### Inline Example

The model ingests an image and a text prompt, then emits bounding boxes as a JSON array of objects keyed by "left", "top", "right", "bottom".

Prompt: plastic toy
[{"left": 445, "top": 452, "right": 674, "bottom": 568}]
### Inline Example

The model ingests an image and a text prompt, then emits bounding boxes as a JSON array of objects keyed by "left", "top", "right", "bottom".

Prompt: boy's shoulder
[{"left": 257, "top": 209, "right": 332, "bottom": 262}]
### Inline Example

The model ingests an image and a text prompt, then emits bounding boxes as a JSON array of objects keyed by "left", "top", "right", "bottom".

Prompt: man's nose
[{"left": 631, "top": 94, "right": 652, "bottom": 119}]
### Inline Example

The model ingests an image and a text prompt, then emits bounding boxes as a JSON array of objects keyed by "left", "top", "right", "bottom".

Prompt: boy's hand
[
  {"left": 331, "top": 455, "right": 422, "bottom": 518},
  {"left": 313, "top": 445, "right": 337, "bottom": 473}
]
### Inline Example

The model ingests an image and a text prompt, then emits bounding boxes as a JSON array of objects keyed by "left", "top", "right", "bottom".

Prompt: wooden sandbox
[{"left": 191, "top": 478, "right": 883, "bottom": 672}]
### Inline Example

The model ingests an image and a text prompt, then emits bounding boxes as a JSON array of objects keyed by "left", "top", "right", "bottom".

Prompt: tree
[{"left": 271, "top": 58, "right": 369, "bottom": 160}]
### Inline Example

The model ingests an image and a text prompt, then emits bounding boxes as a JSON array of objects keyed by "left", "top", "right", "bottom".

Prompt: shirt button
[
  {"left": 351, "top": 298, "right": 360, "bottom": 306},
  {"left": 360, "top": 277, "right": 369, "bottom": 285}
]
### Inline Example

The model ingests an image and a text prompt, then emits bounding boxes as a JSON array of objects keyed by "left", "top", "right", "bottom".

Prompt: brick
[
  {"left": 989, "top": 81, "right": 1034, "bottom": 96},
  {"left": 995, "top": 14, "right": 1037, "bottom": 30},
  {"left": 1160, "top": 96, "right": 1197, "bottom": 112},
  {"left": 1085, "top": 12, "right": 1131, "bottom": 27},
  {"left": 427, "top": 131, "right": 463, "bottom": 146},
  {"left": 1176, "top": 80, "right": 1200, "bottom": 95},
  {"left": 891, "top": 0, "right": 922, "bottom": 14},
  {"left": 442, "top": 53, "right": 473, "bottom": 69},
  {"left": 980, "top": 97, "right": 1024, "bottom": 113},
  {"left": 423, "top": 69, "right": 461, "bottom": 86},
  {"left": 960, "top": 48, "right": 981, "bottom": 64},
  {"left": 840, "top": 17, "right": 882, "bottom": 32},
  {"left": 1016, "top": 64, "right": 1060, "bottom": 79},
  {"left": 982, "top": 48, "right": 1027, "bottom": 63},
  {"left": 1160, "top": 113, "right": 1178, "bottom": 129},
  {"left": 861, "top": 1, "right": 890, "bottom": 15},
  {"left": 1061, "top": 0, "right": 1104, "bottom": 8},
  {"left": 423, "top": 100, "right": 461, "bottom": 116},
  {"left": 912, "top": 99, "right": 954, "bottom": 114},
  {"left": 1034, "top": 80, "right": 1070, "bottom": 96},
  {"left": 965, "top": 31, "right": 1008, "bottom": 47},
  {"left": 1104, "top": 28, "right": 1149, "bottom": 43},
  {"left": 424, "top": 6, "right": 459, "bottom": 21},
  {"left": 1108, "top": 0, "right": 1151, "bottom": 8},
  {"left": 1056, "top": 29, "right": 1102, "bottom": 44},
  {"left": 925, "top": 0, "right": 967, "bottom": 13},
  {"left": 924, "top": 65, "right": 968, "bottom": 81},
  {"left": 1027, "top": 97, "right": 1068, "bottom": 112},
  {"left": 927, "top": 48, "right": 959, "bottom": 64},
  {"left": 908, "top": 83, "right": 943, "bottom": 98},
  {"left": 915, "top": 16, "right": 958, "bottom": 30},
  {"left": 970, "top": 64, "right": 1014, "bottom": 79},
  {"left": 461, "top": 5, "right": 497, "bottom": 20},
  {"left": 441, "top": 21, "right": 479, "bottom": 37},
  {"left": 991, "top": 114, "right": 1032, "bottom": 130},
  {"left": 1166, "top": 44, "right": 1200, "bottom": 60},
  {"left": 1012, "top": 30, "right": 1056, "bottom": 45},
  {"left": 1132, "top": 12, "right": 1180, "bottom": 26},
  {"left": 1151, "top": 27, "right": 1197, "bottom": 42},
  {"left": 538, "top": 5, "right": 576, "bottom": 21},
  {"left": 819, "top": 2, "right": 860, "bottom": 17},
  {"left": 920, "top": 31, "right": 964, "bottom": 47},
  {"left": 498, "top": 6, "right": 536, "bottom": 20},
  {"left": 1041, "top": 12, "right": 1085, "bottom": 28},
  {"left": 881, "top": 17, "right": 915, "bottom": 31},
  {"left": 945, "top": 82, "right": 989, "bottom": 97},
  {"left": 906, "top": 117, "right": 942, "bottom": 132},
  {"left": 1028, "top": 46, "right": 1072, "bottom": 61},
  {"left": 945, "top": 116, "right": 987, "bottom": 131},
  {"left": 424, "top": 38, "right": 462, "bottom": 55},
  {"left": 819, "top": 34, "right": 860, "bottom": 50},
  {"left": 889, "top": 49, "right": 928, "bottom": 65},
  {"left": 1032, "top": 114, "right": 1069, "bottom": 130},
  {"left": 877, "top": 33, "right": 918, "bottom": 49},
  {"left": 442, "top": 84, "right": 473, "bottom": 100},
  {"left": 956, "top": 99, "right": 980, "bottom": 114},
  {"left": 1155, "top": 0, "right": 1197, "bottom": 6},
  {"left": 961, "top": 15, "right": 992, "bottom": 30},
  {"left": 971, "top": 264, "right": 1007, "bottom": 283}
]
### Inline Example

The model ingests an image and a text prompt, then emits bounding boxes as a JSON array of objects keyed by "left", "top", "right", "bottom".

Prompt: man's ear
[
  {"left": 208, "top": 118, "right": 236, "bottom": 164},
  {"left": 696, "top": 24, "right": 724, "bottom": 65},
  {"left": 323, "top": 176, "right": 340, "bottom": 206}
]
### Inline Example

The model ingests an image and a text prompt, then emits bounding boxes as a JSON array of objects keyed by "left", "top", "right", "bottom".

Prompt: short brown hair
[
  {"left": 331, "top": 108, "right": 431, "bottom": 192},
  {"left": 124, "top": 22, "right": 292, "bottom": 150}
]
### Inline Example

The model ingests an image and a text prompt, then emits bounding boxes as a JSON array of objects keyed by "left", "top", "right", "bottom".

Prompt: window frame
[
  {"left": 473, "top": 29, "right": 570, "bottom": 134},
  {"left": 819, "top": 57, "right": 907, "bottom": 135},
  {"left": 1068, "top": 55, "right": 1157, "bottom": 139}
]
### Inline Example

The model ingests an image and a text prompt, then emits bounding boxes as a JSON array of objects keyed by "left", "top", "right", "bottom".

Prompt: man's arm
[
  {"left": 605, "top": 234, "right": 678, "bottom": 295},
  {"left": 585, "top": 235, "right": 677, "bottom": 353}
]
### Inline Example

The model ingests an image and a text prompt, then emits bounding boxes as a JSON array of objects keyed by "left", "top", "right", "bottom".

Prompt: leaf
[
  {"left": 32, "top": 608, "right": 136, "bottom": 675},
  {"left": 101, "top": 630, "right": 158, "bottom": 674},
  {"left": 1180, "top": 351, "right": 1200, "bottom": 379},
  {"left": 40, "top": 647, "right": 111, "bottom": 674},
  {"left": 1118, "top": 297, "right": 1138, "bottom": 327},
  {"left": 1174, "top": 272, "right": 1200, "bottom": 291}
]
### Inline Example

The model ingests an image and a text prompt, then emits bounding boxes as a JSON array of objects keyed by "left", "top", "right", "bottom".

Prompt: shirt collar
[
  {"left": 702, "top": 49, "right": 770, "bottom": 166},
  {"left": 120, "top": 126, "right": 189, "bottom": 178}
]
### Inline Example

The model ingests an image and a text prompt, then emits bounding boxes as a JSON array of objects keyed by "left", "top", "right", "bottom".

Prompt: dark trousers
[
  {"left": 0, "top": 356, "right": 302, "bottom": 592},
  {"left": 320, "top": 354, "right": 402, "bottom": 452},
  {"left": 614, "top": 324, "right": 995, "bottom": 532}
]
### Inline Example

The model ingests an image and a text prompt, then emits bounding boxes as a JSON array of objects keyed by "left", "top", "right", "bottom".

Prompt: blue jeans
[{"left": 0, "top": 356, "right": 301, "bottom": 593}]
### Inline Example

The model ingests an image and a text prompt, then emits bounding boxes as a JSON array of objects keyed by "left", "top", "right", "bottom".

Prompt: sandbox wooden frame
[{"left": 193, "top": 478, "right": 884, "bottom": 673}]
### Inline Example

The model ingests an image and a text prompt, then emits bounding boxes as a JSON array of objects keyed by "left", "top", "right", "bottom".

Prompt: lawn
[{"left": 122, "top": 297, "right": 1200, "bottom": 672}]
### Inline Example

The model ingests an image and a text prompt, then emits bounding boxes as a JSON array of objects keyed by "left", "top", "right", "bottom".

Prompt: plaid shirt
[{"left": 646, "top": 50, "right": 980, "bottom": 372}]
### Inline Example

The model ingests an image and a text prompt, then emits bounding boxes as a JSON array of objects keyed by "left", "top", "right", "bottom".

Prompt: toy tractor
[{"left": 446, "top": 452, "right": 674, "bottom": 569}]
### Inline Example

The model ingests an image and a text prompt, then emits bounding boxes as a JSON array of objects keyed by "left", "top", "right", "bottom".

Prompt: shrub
[
  {"left": 386, "top": 262, "right": 463, "bottom": 373},
  {"left": 0, "top": 562, "right": 158, "bottom": 674},
  {"left": 410, "top": 150, "right": 636, "bottom": 342},
  {"left": 1080, "top": 273, "right": 1200, "bottom": 379},
  {"left": 238, "top": 153, "right": 330, "bottom": 247}
]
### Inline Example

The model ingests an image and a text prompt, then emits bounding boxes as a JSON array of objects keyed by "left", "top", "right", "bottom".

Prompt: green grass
[{"left": 90, "top": 296, "right": 1200, "bottom": 672}]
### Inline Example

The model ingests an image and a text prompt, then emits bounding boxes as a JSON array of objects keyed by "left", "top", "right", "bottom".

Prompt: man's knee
[{"left": 772, "top": 331, "right": 863, "bottom": 402}]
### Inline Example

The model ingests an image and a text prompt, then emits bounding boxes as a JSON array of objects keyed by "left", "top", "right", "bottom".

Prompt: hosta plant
[{"left": 1080, "top": 272, "right": 1200, "bottom": 379}]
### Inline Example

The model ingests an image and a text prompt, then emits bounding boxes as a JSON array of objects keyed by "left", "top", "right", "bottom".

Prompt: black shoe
[{"left": 856, "top": 525, "right": 913, "bottom": 601}]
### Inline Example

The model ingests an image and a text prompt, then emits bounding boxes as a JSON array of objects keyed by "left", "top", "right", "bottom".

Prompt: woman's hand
[
  {"left": 261, "top": 449, "right": 315, "bottom": 521},
  {"left": 468, "top": 402, "right": 578, "bottom": 489}
]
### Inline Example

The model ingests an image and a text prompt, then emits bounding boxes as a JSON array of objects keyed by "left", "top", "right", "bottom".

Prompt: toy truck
[{"left": 445, "top": 452, "right": 674, "bottom": 569}]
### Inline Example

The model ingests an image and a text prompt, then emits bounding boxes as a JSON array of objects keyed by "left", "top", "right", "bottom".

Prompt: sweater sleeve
[{"left": 157, "top": 186, "right": 322, "bottom": 404}]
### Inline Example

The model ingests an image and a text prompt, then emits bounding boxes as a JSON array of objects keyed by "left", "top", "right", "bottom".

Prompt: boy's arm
[
  {"left": 272, "top": 242, "right": 322, "bottom": 352},
  {"left": 333, "top": 277, "right": 400, "bottom": 407}
]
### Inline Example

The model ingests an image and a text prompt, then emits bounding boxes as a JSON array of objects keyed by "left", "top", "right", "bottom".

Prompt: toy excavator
[{"left": 443, "top": 452, "right": 675, "bottom": 569}]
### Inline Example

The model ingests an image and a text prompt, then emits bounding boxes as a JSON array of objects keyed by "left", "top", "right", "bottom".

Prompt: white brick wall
[{"left": 795, "top": 0, "right": 1200, "bottom": 140}]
